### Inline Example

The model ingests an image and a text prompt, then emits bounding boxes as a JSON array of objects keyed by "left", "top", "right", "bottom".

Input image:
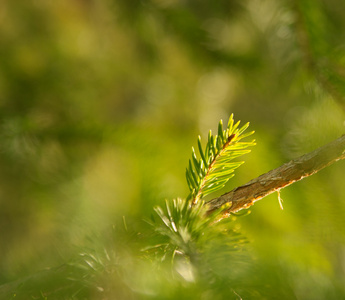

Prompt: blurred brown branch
[
  {"left": 207, "top": 134, "right": 345, "bottom": 215},
  {"left": 292, "top": 0, "right": 345, "bottom": 110}
]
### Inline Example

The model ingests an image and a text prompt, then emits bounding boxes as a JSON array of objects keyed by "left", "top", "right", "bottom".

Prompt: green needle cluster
[{"left": 186, "top": 114, "right": 255, "bottom": 204}]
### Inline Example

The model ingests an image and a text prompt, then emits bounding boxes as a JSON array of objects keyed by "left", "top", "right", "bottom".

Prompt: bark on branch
[{"left": 207, "top": 134, "right": 345, "bottom": 214}]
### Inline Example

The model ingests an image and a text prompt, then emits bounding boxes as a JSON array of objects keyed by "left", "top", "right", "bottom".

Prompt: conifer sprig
[
  {"left": 186, "top": 114, "right": 255, "bottom": 204},
  {"left": 148, "top": 198, "right": 247, "bottom": 263}
]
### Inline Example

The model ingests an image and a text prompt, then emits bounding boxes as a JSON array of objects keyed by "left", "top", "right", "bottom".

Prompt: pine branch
[
  {"left": 207, "top": 134, "right": 345, "bottom": 215},
  {"left": 186, "top": 114, "right": 255, "bottom": 204}
]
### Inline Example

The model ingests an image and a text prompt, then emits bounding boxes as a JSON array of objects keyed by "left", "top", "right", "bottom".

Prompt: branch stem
[{"left": 207, "top": 134, "right": 345, "bottom": 214}]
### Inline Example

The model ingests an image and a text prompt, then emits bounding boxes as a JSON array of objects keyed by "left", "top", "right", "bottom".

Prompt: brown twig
[{"left": 207, "top": 134, "right": 345, "bottom": 215}]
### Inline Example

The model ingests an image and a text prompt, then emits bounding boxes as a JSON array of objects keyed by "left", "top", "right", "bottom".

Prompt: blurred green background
[{"left": 1, "top": 0, "right": 345, "bottom": 299}]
